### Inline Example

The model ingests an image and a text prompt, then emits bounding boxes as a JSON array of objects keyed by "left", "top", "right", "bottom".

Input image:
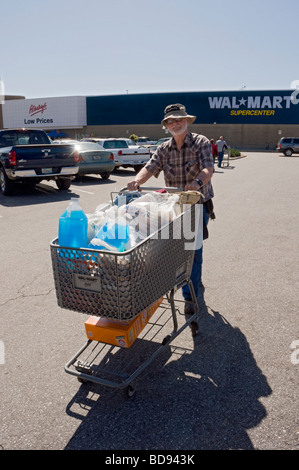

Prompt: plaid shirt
[{"left": 145, "top": 132, "right": 214, "bottom": 202}]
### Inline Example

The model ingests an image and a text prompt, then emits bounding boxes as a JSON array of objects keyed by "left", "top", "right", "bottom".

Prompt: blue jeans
[
  {"left": 182, "top": 204, "right": 210, "bottom": 301},
  {"left": 218, "top": 151, "right": 224, "bottom": 167}
]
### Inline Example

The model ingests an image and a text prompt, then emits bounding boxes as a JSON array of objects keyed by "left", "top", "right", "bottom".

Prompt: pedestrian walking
[{"left": 216, "top": 136, "right": 228, "bottom": 167}]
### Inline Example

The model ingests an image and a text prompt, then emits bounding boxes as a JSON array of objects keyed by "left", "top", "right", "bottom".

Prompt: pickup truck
[
  {"left": 0, "top": 129, "right": 79, "bottom": 195},
  {"left": 82, "top": 138, "right": 151, "bottom": 173}
]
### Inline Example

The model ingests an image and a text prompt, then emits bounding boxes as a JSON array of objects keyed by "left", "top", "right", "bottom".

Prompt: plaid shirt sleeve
[{"left": 144, "top": 145, "right": 164, "bottom": 177}]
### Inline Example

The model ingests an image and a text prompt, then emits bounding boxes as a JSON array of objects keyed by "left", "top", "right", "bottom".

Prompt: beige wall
[{"left": 69, "top": 123, "right": 299, "bottom": 150}]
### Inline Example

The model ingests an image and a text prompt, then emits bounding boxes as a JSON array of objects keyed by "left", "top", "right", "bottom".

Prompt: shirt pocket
[
  {"left": 163, "top": 162, "right": 176, "bottom": 179},
  {"left": 185, "top": 160, "right": 200, "bottom": 179}
]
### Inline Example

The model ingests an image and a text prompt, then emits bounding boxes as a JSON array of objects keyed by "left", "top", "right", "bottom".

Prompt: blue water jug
[
  {"left": 89, "top": 221, "right": 129, "bottom": 252},
  {"left": 58, "top": 197, "right": 88, "bottom": 248}
]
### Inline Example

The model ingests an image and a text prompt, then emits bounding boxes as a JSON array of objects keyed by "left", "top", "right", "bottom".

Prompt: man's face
[{"left": 166, "top": 117, "right": 188, "bottom": 136}]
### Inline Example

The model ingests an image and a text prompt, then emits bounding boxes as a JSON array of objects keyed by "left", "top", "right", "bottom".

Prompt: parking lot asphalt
[{"left": 0, "top": 152, "right": 298, "bottom": 450}]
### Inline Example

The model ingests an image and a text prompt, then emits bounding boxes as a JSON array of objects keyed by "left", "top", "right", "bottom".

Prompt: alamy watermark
[
  {"left": 92, "top": 200, "right": 203, "bottom": 251},
  {"left": 0, "top": 341, "right": 4, "bottom": 365},
  {"left": 290, "top": 340, "right": 299, "bottom": 365},
  {"left": 290, "top": 80, "right": 299, "bottom": 105}
]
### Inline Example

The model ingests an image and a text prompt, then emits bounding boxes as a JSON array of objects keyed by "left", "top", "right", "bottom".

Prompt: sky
[{"left": 1, "top": 0, "right": 299, "bottom": 99}]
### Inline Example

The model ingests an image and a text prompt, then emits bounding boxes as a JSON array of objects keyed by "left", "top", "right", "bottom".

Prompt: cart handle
[{"left": 119, "top": 186, "right": 184, "bottom": 194}]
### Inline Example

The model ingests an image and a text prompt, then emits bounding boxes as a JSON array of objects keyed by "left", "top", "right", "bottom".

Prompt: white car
[
  {"left": 136, "top": 136, "right": 157, "bottom": 146},
  {"left": 81, "top": 138, "right": 150, "bottom": 172},
  {"left": 52, "top": 139, "right": 79, "bottom": 145}
]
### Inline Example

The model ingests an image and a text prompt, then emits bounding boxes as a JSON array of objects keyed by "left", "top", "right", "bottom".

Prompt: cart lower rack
[{"left": 64, "top": 286, "right": 199, "bottom": 397}]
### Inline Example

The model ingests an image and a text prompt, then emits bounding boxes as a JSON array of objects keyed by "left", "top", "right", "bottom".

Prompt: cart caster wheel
[
  {"left": 162, "top": 334, "right": 171, "bottom": 345},
  {"left": 127, "top": 383, "right": 136, "bottom": 398},
  {"left": 77, "top": 377, "right": 89, "bottom": 384},
  {"left": 191, "top": 321, "right": 199, "bottom": 337}
]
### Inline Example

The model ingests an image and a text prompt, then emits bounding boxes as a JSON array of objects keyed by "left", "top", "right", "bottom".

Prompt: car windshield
[
  {"left": 0, "top": 130, "right": 50, "bottom": 147},
  {"left": 156, "top": 138, "right": 170, "bottom": 145},
  {"left": 102, "top": 140, "right": 128, "bottom": 149}
]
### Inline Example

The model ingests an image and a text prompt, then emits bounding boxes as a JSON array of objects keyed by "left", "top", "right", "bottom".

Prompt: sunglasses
[{"left": 165, "top": 118, "right": 184, "bottom": 125}]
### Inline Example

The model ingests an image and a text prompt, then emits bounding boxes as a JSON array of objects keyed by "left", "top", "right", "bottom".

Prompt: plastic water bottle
[
  {"left": 58, "top": 197, "right": 88, "bottom": 248},
  {"left": 89, "top": 220, "right": 129, "bottom": 252}
]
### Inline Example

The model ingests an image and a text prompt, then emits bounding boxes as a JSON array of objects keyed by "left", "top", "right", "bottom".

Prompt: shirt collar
[{"left": 168, "top": 131, "right": 192, "bottom": 150}]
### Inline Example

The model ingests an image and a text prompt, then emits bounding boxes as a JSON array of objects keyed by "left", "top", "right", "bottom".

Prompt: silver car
[{"left": 276, "top": 137, "right": 299, "bottom": 156}]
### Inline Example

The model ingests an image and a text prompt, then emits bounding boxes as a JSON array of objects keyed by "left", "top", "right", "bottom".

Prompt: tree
[{"left": 130, "top": 134, "right": 138, "bottom": 143}]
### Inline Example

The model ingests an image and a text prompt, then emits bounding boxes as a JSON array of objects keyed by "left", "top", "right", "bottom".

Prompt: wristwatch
[{"left": 195, "top": 178, "right": 203, "bottom": 188}]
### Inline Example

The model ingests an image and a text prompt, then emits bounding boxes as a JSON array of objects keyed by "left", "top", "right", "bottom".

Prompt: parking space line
[{"left": 74, "top": 188, "right": 94, "bottom": 195}]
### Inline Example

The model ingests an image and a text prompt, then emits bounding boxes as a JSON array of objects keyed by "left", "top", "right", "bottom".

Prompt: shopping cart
[{"left": 50, "top": 187, "right": 202, "bottom": 396}]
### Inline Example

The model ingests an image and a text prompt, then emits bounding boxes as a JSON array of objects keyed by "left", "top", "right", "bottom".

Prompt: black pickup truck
[{"left": 0, "top": 128, "right": 79, "bottom": 195}]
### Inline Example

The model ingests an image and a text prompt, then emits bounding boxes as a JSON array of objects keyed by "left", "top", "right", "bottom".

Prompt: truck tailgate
[{"left": 14, "top": 144, "right": 76, "bottom": 169}]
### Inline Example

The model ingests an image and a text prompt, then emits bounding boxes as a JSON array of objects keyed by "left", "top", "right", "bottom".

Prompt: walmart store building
[{"left": 1, "top": 89, "right": 299, "bottom": 150}]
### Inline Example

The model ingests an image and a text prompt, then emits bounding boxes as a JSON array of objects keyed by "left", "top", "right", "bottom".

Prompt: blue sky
[{"left": 1, "top": 0, "right": 299, "bottom": 98}]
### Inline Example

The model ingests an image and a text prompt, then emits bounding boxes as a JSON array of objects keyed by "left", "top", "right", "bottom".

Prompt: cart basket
[{"left": 50, "top": 192, "right": 199, "bottom": 321}]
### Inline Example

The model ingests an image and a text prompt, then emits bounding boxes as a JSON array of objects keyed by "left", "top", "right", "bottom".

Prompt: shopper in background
[
  {"left": 210, "top": 138, "right": 218, "bottom": 163},
  {"left": 127, "top": 103, "right": 214, "bottom": 318},
  {"left": 216, "top": 136, "right": 228, "bottom": 168}
]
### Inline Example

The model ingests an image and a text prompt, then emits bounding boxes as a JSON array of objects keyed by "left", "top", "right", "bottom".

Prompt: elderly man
[{"left": 127, "top": 103, "right": 214, "bottom": 315}]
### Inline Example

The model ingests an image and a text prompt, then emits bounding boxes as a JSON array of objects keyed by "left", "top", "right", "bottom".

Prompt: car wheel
[
  {"left": 100, "top": 172, "right": 111, "bottom": 180},
  {"left": 56, "top": 178, "right": 72, "bottom": 190},
  {"left": 0, "top": 167, "right": 15, "bottom": 195},
  {"left": 284, "top": 149, "right": 293, "bottom": 156}
]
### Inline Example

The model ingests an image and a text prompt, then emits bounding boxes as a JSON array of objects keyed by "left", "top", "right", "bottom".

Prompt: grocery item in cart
[
  {"left": 88, "top": 218, "right": 130, "bottom": 252},
  {"left": 58, "top": 197, "right": 88, "bottom": 248},
  {"left": 87, "top": 192, "right": 180, "bottom": 251},
  {"left": 84, "top": 297, "right": 163, "bottom": 347}
]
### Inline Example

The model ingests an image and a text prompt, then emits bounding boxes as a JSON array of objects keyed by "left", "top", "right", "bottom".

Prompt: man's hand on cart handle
[
  {"left": 127, "top": 180, "right": 140, "bottom": 191},
  {"left": 127, "top": 166, "right": 153, "bottom": 191}
]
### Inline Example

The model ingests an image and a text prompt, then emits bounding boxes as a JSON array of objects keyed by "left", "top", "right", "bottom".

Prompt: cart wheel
[
  {"left": 77, "top": 377, "right": 89, "bottom": 384},
  {"left": 191, "top": 321, "right": 199, "bottom": 337},
  {"left": 162, "top": 334, "right": 171, "bottom": 345},
  {"left": 127, "top": 382, "right": 136, "bottom": 398}
]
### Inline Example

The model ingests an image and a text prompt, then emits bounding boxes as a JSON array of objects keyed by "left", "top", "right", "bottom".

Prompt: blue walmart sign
[{"left": 87, "top": 90, "right": 299, "bottom": 126}]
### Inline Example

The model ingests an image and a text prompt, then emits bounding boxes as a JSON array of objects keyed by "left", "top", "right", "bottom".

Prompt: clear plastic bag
[{"left": 87, "top": 192, "right": 180, "bottom": 252}]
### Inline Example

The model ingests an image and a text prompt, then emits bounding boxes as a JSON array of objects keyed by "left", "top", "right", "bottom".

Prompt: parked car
[
  {"left": 0, "top": 128, "right": 79, "bottom": 194},
  {"left": 74, "top": 142, "right": 115, "bottom": 179},
  {"left": 117, "top": 138, "right": 139, "bottom": 147},
  {"left": 136, "top": 136, "right": 157, "bottom": 146},
  {"left": 52, "top": 139, "right": 79, "bottom": 145},
  {"left": 81, "top": 138, "right": 150, "bottom": 172},
  {"left": 276, "top": 137, "right": 299, "bottom": 156}
]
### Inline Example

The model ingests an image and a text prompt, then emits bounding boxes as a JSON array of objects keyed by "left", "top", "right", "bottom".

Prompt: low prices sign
[
  {"left": 2, "top": 96, "right": 87, "bottom": 129},
  {"left": 24, "top": 102, "right": 54, "bottom": 125}
]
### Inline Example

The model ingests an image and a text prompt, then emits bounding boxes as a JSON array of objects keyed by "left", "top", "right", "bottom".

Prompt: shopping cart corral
[{"left": 50, "top": 187, "right": 202, "bottom": 397}]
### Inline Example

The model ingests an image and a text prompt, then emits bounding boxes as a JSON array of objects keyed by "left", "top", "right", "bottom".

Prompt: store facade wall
[
  {"left": 2, "top": 90, "right": 299, "bottom": 150},
  {"left": 83, "top": 90, "right": 299, "bottom": 150}
]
